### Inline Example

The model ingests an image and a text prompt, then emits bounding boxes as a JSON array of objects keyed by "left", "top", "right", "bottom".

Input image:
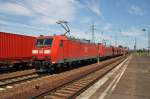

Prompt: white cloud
[
  {"left": 28, "top": 0, "right": 79, "bottom": 25},
  {"left": 0, "top": 19, "right": 51, "bottom": 31},
  {"left": 31, "top": 16, "right": 57, "bottom": 25},
  {"left": 121, "top": 27, "right": 144, "bottom": 37},
  {"left": 0, "top": 2, "right": 32, "bottom": 16},
  {"left": 90, "top": 4, "right": 102, "bottom": 16},
  {"left": 102, "top": 23, "right": 112, "bottom": 32},
  {"left": 0, "top": 0, "right": 79, "bottom": 25},
  {"left": 80, "top": 0, "right": 102, "bottom": 17},
  {"left": 128, "top": 5, "right": 144, "bottom": 16},
  {"left": 80, "top": 17, "right": 93, "bottom": 24}
]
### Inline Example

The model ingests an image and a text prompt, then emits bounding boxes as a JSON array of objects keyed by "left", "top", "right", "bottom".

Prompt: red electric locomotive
[{"left": 32, "top": 35, "right": 99, "bottom": 72}]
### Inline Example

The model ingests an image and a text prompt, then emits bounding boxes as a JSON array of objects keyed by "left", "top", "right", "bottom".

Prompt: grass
[{"left": 132, "top": 52, "right": 150, "bottom": 56}]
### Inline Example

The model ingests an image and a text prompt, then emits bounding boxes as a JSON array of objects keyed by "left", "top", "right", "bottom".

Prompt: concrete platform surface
[
  {"left": 106, "top": 56, "right": 150, "bottom": 99},
  {"left": 77, "top": 55, "right": 150, "bottom": 99}
]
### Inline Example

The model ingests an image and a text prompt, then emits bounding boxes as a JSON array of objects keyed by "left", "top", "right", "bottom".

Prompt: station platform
[{"left": 77, "top": 55, "right": 150, "bottom": 99}]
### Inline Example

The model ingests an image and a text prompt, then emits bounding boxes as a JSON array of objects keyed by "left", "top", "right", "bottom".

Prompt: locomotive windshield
[{"left": 36, "top": 38, "right": 53, "bottom": 46}]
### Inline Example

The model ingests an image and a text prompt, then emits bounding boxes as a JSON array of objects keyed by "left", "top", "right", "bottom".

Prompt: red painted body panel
[
  {"left": 0, "top": 32, "right": 35, "bottom": 63},
  {"left": 113, "top": 47, "right": 118, "bottom": 55},
  {"left": 103, "top": 46, "right": 113, "bottom": 57},
  {"left": 98, "top": 43, "right": 104, "bottom": 57}
]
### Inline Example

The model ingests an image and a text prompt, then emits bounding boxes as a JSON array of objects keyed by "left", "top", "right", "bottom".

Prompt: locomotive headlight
[
  {"left": 44, "top": 50, "right": 51, "bottom": 54},
  {"left": 32, "top": 50, "right": 38, "bottom": 54}
]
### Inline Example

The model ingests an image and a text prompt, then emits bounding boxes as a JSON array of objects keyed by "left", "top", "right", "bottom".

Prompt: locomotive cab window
[
  {"left": 36, "top": 39, "right": 44, "bottom": 46},
  {"left": 44, "top": 39, "right": 52, "bottom": 45},
  {"left": 36, "top": 38, "right": 53, "bottom": 46}
]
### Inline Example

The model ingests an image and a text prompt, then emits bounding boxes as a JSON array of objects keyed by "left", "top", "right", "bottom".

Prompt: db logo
[
  {"left": 39, "top": 50, "right": 43, "bottom": 54},
  {"left": 84, "top": 47, "right": 88, "bottom": 53}
]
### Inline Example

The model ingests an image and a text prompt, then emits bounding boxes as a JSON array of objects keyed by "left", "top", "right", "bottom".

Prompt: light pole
[
  {"left": 91, "top": 23, "right": 96, "bottom": 43},
  {"left": 142, "top": 28, "right": 150, "bottom": 55},
  {"left": 134, "top": 37, "right": 137, "bottom": 52}
]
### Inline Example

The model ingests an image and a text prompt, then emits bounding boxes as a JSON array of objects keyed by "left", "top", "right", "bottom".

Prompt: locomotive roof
[
  {"left": 67, "top": 37, "right": 91, "bottom": 43},
  {"left": 37, "top": 35, "right": 96, "bottom": 44},
  {"left": 37, "top": 36, "right": 52, "bottom": 39}
]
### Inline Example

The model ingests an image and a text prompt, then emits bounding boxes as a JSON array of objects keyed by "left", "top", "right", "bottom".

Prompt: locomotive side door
[
  {"left": 59, "top": 40, "right": 64, "bottom": 62},
  {"left": 63, "top": 40, "right": 69, "bottom": 62},
  {"left": 61, "top": 40, "right": 68, "bottom": 63}
]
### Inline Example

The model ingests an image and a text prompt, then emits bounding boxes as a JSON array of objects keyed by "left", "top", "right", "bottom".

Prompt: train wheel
[
  {"left": 68, "top": 62, "right": 72, "bottom": 69},
  {"left": 13, "top": 63, "right": 21, "bottom": 69},
  {"left": 55, "top": 64, "right": 62, "bottom": 72},
  {"left": 21, "top": 63, "right": 28, "bottom": 69},
  {"left": 63, "top": 63, "right": 68, "bottom": 68}
]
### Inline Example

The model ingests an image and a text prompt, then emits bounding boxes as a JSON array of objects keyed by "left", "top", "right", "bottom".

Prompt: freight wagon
[
  {"left": 98, "top": 44, "right": 122, "bottom": 59},
  {"left": 0, "top": 32, "right": 35, "bottom": 68}
]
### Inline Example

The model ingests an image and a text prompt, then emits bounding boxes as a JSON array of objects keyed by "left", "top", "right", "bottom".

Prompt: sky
[{"left": 0, "top": 0, "right": 150, "bottom": 49}]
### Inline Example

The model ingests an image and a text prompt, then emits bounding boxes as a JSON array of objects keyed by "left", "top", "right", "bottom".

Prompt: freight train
[
  {"left": 0, "top": 32, "right": 35, "bottom": 68},
  {"left": 32, "top": 35, "right": 128, "bottom": 72}
]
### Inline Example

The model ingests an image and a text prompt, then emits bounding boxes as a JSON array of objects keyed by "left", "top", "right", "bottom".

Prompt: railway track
[
  {"left": 33, "top": 56, "right": 127, "bottom": 99},
  {"left": 0, "top": 74, "right": 38, "bottom": 89},
  {"left": 0, "top": 56, "right": 127, "bottom": 99},
  {"left": 0, "top": 70, "right": 46, "bottom": 90},
  {"left": 0, "top": 69, "right": 36, "bottom": 80}
]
